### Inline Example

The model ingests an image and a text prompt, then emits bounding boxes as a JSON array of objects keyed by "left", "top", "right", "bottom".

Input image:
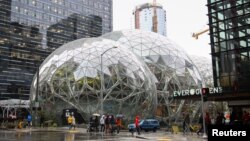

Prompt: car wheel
[{"left": 153, "top": 127, "right": 157, "bottom": 132}]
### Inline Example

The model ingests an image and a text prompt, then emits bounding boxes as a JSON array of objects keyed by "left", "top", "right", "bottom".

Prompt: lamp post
[
  {"left": 200, "top": 87, "right": 208, "bottom": 139},
  {"left": 34, "top": 58, "right": 43, "bottom": 127},
  {"left": 100, "top": 46, "right": 117, "bottom": 116},
  {"left": 34, "top": 64, "right": 39, "bottom": 127}
]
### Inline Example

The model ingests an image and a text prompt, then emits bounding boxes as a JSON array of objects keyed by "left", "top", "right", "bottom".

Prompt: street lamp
[
  {"left": 200, "top": 86, "right": 208, "bottom": 139},
  {"left": 100, "top": 46, "right": 117, "bottom": 116},
  {"left": 34, "top": 58, "right": 44, "bottom": 127}
]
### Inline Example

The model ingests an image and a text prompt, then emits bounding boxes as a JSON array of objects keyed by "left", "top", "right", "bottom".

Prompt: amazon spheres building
[{"left": 30, "top": 30, "right": 208, "bottom": 124}]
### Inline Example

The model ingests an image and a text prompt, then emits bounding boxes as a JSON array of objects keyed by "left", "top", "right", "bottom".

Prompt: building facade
[
  {"left": 134, "top": 3, "right": 167, "bottom": 36},
  {"left": 0, "top": 0, "right": 112, "bottom": 101},
  {"left": 207, "top": 0, "right": 250, "bottom": 101}
]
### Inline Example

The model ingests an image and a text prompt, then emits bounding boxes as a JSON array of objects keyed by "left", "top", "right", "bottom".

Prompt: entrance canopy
[{"left": 0, "top": 99, "right": 30, "bottom": 108}]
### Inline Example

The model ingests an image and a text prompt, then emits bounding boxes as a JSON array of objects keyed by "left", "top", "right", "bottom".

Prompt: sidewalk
[{"left": 13, "top": 126, "right": 87, "bottom": 133}]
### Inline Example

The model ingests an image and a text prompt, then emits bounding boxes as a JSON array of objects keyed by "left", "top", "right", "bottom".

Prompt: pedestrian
[
  {"left": 89, "top": 116, "right": 94, "bottom": 132},
  {"left": 100, "top": 115, "right": 105, "bottom": 132},
  {"left": 67, "top": 115, "right": 73, "bottom": 130},
  {"left": 18, "top": 119, "right": 24, "bottom": 129},
  {"left": 197, "top": 114, "right": 203, "bottom": 135},
  {"left": 205, "top": 112, "right": 211, "bottom": 134},
  {"left": 72, "top": 115, "right": 76, "bottom": 130},
  {"left": 94, "top": 116, "right": 99, "bottom": 132},
  {"left": 135, "top": 115, "right": 140, "bottom": 135},
  {"left": 215, "top": 112, "right": 225, "bottom": 125},
  {"left": 110, "top": 115, "right": 115, "bottom": 134},
  {"left": 116, "top": 117, "right": 122, "bottom": 134},
  {"left": 183, "top": 113, "right": 190, "bottom": 134},
  {"left": 27, "top": 114, "right": 32, "bottom": 128},
  {"left": 105, "top": 115, "right": 110, "bottom": 134},
  {"left": 40, "top": 114, "right": 45, "bottom": 128},
  {"left": 242, "top": 111, "right": 250, "bottom": 125}
]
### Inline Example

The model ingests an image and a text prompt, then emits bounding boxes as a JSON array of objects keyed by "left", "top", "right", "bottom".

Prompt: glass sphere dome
[
  {"left": 103, "top": 30, "right": 203, "bottom": 119},
  {"left": 191, "top": 56, "right": 213, "bottom": 87},
  {"left": 30, "top": 38, "right": 157, "bottom": 121}
]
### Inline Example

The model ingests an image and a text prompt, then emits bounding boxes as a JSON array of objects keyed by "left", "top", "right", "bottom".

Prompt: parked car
[{"left": 128, "top": 119, "right": 160, "bottom": 132}]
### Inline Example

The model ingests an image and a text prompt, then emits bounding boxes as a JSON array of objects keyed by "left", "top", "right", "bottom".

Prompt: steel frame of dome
[
  {"left": 103, "top": 30, "right": 203, "bottom": 121},
  {"left": 30, "top": 38, "right": 157, "bottom": 121},
  {"left": 191, "top": 56, "right": 213, "bottom": 87}
]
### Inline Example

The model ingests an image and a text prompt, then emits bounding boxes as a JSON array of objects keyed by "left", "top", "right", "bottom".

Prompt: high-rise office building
[
  {"left": 134, "top": 3, "right": 167, "bottom": 36},
  {"left": 207, "top": 0, "right": 250, "bottom": 102},
  {"left": 0, "top": 0, "right": 112, "bottom": 100}
]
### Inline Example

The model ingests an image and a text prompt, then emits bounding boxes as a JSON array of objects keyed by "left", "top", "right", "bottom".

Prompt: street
[{"left": 0, "top": 128, "right": 207, "bottom": 141}]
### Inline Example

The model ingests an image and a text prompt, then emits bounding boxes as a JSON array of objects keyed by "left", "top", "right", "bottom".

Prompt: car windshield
[{"left": 151, "top": 121, "right": 158, "bottom": 124}]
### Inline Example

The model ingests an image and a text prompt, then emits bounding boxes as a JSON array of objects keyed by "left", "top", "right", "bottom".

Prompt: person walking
[
  {"left": 110, "top": 115, "right": 116, "bottom": 134},
  {"left": 183, "top": 113, "right": 190, "bottom": 134},
  {"left": 204, "top": 112, "right": 211, "bottom": 134},
  {"left": 197, "top": 114, "right": 203, "bottom": 135},
  {"left": 72, "top": 115, "right": 76, "bottom": 130},
  {"left": 40, "top": 114, "right": 45, "bottom": 128},
  {"left": 94, "top": 116, "right": 99, "bottom": 132},
  {"left": 67, "top": 115, "right": 73, "bottom": 130},
  {"left": 100, "top": 115, "right": 105, "bottom": 132},
  {"left": 116, "top": 117, "right": 122, "bottom": 134},
  {"left": 135, "top": 115, "right": 140, "bottom": 135},
  {"left": 105, "top": 115, "right": 110, "bottom": 134},
  {"left": 216, "top": 112, "right": 225, "bottom": 125},
  {"left": 27, "top": 114, "right": 32, "bottom": 128}
]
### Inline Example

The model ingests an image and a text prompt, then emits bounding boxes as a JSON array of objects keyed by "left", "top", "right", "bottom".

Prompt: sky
[{"left": 113, "top": 0, "right": 211, "bottom": 59}]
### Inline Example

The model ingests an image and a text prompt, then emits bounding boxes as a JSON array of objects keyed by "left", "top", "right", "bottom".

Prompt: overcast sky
[{"left": 113, "top": 0, "right": 211, "bottom": 59}]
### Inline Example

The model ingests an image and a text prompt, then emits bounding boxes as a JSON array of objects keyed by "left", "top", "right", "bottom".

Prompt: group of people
[
  {"left": 183, "top": 110, "right": 250, "bottom": 135},
  {"left": 88, "top": 114, "right": 123, "bottom": 134},
  {"left": 17, "top": 114, "right": 32, "bottom": 129},
  {"left": 182, "top": 112, "right": 213, "bottom": 135},
  {"left": 196, "top": 112, "right": 211, "bottom": 135}
]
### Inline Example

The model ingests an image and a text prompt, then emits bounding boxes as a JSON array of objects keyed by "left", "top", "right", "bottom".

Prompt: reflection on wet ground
[
  {"left": 0, "top": 129, "right": 207, "bottom": 141},
  {"left": 0, "top": 130, "right": 138, "bottom": 141}
]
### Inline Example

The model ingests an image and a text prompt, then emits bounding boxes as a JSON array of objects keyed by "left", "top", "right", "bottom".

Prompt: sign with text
[
  {"left": 208, "top": 125, "right": 250, "bottom": 140},
  {"left": 173, "top": 87, "right": 223, "bottom": 98}
]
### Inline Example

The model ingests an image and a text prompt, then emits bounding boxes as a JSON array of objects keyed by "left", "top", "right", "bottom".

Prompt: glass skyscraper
[
  {"left": 207, "top": 0, "right": 250, "bottom": 99},
  {"left": 134, "top": 3, "right": 167, "bottom": 36},
  {"left": 0, "top": 0, "right": 112, "bottom": 100}
]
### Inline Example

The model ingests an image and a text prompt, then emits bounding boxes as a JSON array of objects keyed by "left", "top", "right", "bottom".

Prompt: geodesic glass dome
[
  {"left": 30, "top": 38, "right": 157, "bottom": 122},
  {"left": 103, "top": 30, "right": 203, "bottom": 120},
  {"left": 191, "top": 56, "right": 213, "bottom": 87}
]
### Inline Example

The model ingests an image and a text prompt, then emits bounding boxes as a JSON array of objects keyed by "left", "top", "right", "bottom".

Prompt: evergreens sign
[{"left": 173, "top": 87, "right": 223, "bottom": 97}]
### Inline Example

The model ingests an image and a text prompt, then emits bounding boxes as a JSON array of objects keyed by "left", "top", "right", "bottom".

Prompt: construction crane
[
  {"left": 192, "top": 27, "right": 209, "bottom": 39},
  {"left": 152, "top": 0, "right": 158, "bottom": 33}
]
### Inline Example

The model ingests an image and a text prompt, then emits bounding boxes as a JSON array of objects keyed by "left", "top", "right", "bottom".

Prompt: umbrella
[
  {"left": 92, "top": 113, "right": 100, "bottom": 116},
  {"left": 116, "top": 114, "right": 124, "bottom": 118}
]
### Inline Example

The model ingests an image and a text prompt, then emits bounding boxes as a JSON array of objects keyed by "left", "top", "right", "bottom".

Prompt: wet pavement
[{"left": 0, "top": 127, "right": 208, "bottom": 141}]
